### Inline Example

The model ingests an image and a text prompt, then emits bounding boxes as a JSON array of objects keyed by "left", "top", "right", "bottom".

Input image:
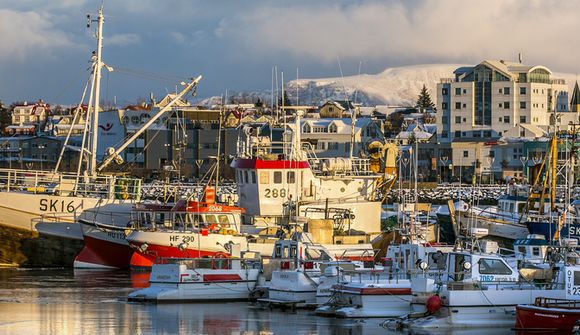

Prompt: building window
[
  {"left": 463, "top": 151, "right": 468, "bottom": 158},
  {"left": 455, "top": 102, "right": 461, "bottom": 110},
  {"left": 454, "top": 131, "right": 461, "bottom": 138},
  {"left": 520, "top": 101, "right": 526, "bottom": 109},
  {"left": 504, "top": 116, "right": 510, "bottom": 124},
  {"left": 442, "top": 88, "right": 448, "bottom": 95},
  {"left": 455, "top": 88, "right": 461, "bottom": 95},
  {"left": 442, "top": 116, "right": 449, "bottom": 124},
  {"left": 463, "top": 89, "right": 467, "bottom": 94},
  {"left": 287, "top": 171, "right": 295, "bottom": 184},
  {"left": 520, "top": 87, "right": 526, "bottom": 95},
  {"left": 520, "top": 129, "right": 526, "bottom": 137},
  {"left": 498, "top": 103, "right": 502, "bottom": 108},
  {"left": 455, "top": 116, "right": 461, "bottom": 123},
  {"left": 442, "top": 102, "right": 448, "bottom": 109},
  {"left": 504, "top": 102, "right": 510, "bottom": 109},
  {"left": 499, "top": 88, "right": 503, "bottom": 94},
  {"left": 302, "top": 124, "right": 311, "bottom": 133},
  {"left": 463, "top": 103, "right": 466, "bottom": 108},
  {"left": 504, "top": 87, "right": 510, "bottom": 95},
  {"left": 273, "top": 171, "right": 282, "bottom": 184},
  {"left": 520, "top": 116, "right": 526, "bottom": 123},
  {"left": 328, "top": 123, "right": 337, "bottom": 133}
]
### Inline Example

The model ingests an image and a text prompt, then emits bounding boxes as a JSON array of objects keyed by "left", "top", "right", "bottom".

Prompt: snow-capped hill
[
  {"left": 197, "top": 64, "right": 579, "bottom": 107},
  {"left": 285, "top": 64, "right": 466, "bottom": 106}
]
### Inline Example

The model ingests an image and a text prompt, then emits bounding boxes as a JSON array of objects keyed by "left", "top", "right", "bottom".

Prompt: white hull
[
  {"left": 411, "top": 288, "right": 566, "bottom": 329},
  {"left": 318, "top": 280, "right": 412, "bottom": 318},
  {"left": 129, "top": 264, "right": 260, "bottom": 302},
  {"left": 0, "top": 191, "right": 132, "bottom": 236},
  {"left": 268, "top": 270, "right": 319, "bottom": 305}
]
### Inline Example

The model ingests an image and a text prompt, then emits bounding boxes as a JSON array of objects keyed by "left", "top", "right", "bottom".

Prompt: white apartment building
[{"left": 437, "top": 60, "right": 571, "bottom": 143}]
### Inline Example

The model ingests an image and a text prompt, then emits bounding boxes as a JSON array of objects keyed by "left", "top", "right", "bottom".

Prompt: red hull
[
  {"left": 74, "top": 235, "right": 133, "bottom": 269},
  {"left": 130, "top": 245, "right": 223, "bottom": 270},
  {"left": 516, "top": 304, "right": 580, "bottom": 331}
]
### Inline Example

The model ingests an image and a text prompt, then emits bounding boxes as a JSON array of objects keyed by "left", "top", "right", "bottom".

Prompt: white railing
[{"left": 0, "top": 168, "right": 141, "bottom": 201}]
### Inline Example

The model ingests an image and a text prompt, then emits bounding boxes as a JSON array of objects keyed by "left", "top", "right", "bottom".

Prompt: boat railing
[
  {"left": 534, "top": 297, "right": 580, "bottom": 308},
  {"left": 444, "top": 278, "right": 564, "bottom": 291},
  {"left": 0, "top": 168, "right": 141, "bottom": 200},
  {"left": 156, "top": 256, "right": 261, "bottom": 270}
]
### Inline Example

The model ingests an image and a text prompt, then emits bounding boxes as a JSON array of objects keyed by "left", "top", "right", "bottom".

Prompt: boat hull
[
  {"left": 516, "top": 304, "right": 580, "bottom": 332},
  {"left": 126, "top": 230, "right": 249, "bottom": 269},
  {"left": 128, "top": 265, "right": 260, "bottom": 302},
  {"left": 528, "top": 221, "right": 580, "bottom": 241},
  {"left": 74, "top": 222, "right": 133, "bottom": 269}
]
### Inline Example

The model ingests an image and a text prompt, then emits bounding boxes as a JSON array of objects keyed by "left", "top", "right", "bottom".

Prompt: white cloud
[
  {"left": 106, "top": 33, "right": 141, "bottom": 47},
  {"left": 215, "top": 0, "right": 580, "bottom": 71},
  {"left": 0, "top": 9, "right": 77, "bottom": 62}
]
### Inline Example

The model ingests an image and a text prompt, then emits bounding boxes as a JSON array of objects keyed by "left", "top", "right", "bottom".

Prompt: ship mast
[{"left": 89, "top": 6, "right": 104, "bottom": 177}]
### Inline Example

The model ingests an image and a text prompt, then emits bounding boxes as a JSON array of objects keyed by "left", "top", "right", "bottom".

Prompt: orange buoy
[{"left": 426, "top": 294, "right": 442, "bottom": 314}]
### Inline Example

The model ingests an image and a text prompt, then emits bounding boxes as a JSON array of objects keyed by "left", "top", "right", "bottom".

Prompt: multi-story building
[
  {"left": 437, "top": 60, "right": 570, "bottom": 143},
  {"left": 436, "top": 60, "right": 575, "bottom": 181}
]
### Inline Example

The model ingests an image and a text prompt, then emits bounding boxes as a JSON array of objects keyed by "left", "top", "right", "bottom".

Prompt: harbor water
[{"left": 0, "top": 269, "right": 516, "bottom": 335}]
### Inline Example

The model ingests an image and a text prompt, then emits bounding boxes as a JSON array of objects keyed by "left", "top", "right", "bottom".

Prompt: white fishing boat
[
  {"left": 396, "top": 249, "right": 573, "bottom": 330},
  {"left": 316, "top": 241, "right": 451, "bottom": 318},
  {"left": 262, "top": 238, "right": 378, "bottom": 308},
  {"left": 128, "top": 244, "right": 261, "bottom": 302}
]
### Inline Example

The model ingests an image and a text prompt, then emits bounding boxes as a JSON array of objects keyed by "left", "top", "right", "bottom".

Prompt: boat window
[
  {"left": 260, "top": 171, "right": 269, "bottom": 184},
  {"left": 244, "top": 170, "right": 249, "bottom": 184},
  {"left": 205, "top": 215, "right": 217, "bottom": 224},
  {"left": 517, "top": 246, "right": 526, "bottom": 254},
  {"left": 574, "top": 271, "right": 580, "bottom": 286},
  {"left": 428, "top": 252, "right": 447, "bottom": 270},
  {"left": 532, "top": 247, "right": 540, "bottom": 256},
  {"left": 517, "top": 203, "right": 526, "bottom": 213},
  {"left": 283, "top": 246, "right": 289, "bottom": 258},
  {"left": 218, "top": 215, "right": 230, "bottom": 225},
  {"left": 287, "top": 171, "right": 295, "bottom": 184},
  {"left": 274, "top": 171, "right": 282, "bottom": 184},
  {"left": 478, "top": 258, "right": 512, "bottom": 275},
  {"left": 174, "top": 213, "right": 185, "bottom": 229},
  {"left": 290, "top": 245, "right": 297, "bottom": 258},
  {"left": 237, "top": 170, "right": 243, "bottom": 183},
  {"left": 251, "top": 171, "right": 256, "bottom": 184},
  {"left": 509, "top": 203, "right": 514, "bottom": 213}
]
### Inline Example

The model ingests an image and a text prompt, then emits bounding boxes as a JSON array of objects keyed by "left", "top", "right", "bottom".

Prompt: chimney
[{"left": 518, "top": 52, "right": 523, "bottom": 64}]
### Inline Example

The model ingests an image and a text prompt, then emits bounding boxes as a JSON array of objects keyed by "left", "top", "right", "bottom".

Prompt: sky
[{"left": 0, "top": 0, "right": 579, "bottom": 106}]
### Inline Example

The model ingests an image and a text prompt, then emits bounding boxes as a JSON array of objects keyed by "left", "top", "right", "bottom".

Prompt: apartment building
[
  {"left": 437, "top": 60, "right": 570, "bottom": 143},
  {"left": 436, "top": 60, "right": 575, "bottom": 181}
]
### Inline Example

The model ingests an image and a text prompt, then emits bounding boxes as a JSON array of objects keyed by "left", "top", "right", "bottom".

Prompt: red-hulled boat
[
  {"left": 74, "top": 186, "right": 245, "bottom": 270},
  {"left": 126, "top": 188, "right": 247, "bottom": 270},
  {"left": 516, "top": 297, "right": 580, "bottom": 332}
]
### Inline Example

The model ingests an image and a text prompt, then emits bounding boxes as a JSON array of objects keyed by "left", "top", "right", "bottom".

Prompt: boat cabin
[{"left": 425, "top": 251, "right": 519, "bottom": 284}]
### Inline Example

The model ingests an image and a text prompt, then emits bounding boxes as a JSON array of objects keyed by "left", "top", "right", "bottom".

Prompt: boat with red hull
[
  {"left": 75, "top": 187, "right": 245, "bottom": 269},
  {"left": 516, "top": 297, "right": 580, "bottom": 332}
]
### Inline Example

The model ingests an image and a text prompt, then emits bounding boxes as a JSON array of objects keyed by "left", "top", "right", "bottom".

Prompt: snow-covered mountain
[{"left": 197, "top": 64, "right": 579, "bottom": 107}]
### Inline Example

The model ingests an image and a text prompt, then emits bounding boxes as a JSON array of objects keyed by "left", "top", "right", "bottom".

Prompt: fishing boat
[
  {"left": 231, "top": 110, "right": 398, "bottom": 237},
  {"left": 0, "top": 6, "right": 144, "bottom": 267},
  {"left": 261, "top": 238, "right": 378, "bottom": 308},
  {"left": 125, "top": 190, "right": 247, "bottom": 270},
  {"left": 128, "top": 244, "right": 261, "bottom": 302},
  {"left": 396, "top": 248, "right": 576, "bottom": 330},
  {"left": 516, "top": 297, "right": 580, "bottom": 332}
]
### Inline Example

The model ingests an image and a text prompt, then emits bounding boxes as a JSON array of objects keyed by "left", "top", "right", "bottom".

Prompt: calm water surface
[{"left": 0, "top": 269, "right": 515, "bottom": 335}]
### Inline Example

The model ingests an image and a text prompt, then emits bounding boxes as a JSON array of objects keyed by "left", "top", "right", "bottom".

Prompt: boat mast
[{"left": 89, "top": 6, "right": 104, "bottom": 177}]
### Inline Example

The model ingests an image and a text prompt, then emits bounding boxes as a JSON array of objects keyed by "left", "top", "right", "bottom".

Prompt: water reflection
[{"left": 0, "top": 269, "right": 515, "bottom": 335}]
